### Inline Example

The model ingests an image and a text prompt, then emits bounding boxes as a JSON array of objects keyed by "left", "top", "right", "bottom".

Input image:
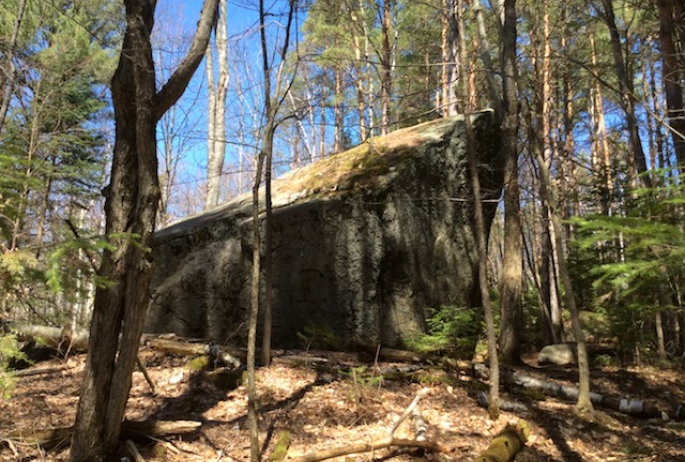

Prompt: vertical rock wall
[{"left": 147, "top": 111, "right": 503, "bottom": 349}]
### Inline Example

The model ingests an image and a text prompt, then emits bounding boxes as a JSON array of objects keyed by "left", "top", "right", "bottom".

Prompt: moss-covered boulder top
[{"left": 154, "top": 111, "right": 496, "bottom": 244}]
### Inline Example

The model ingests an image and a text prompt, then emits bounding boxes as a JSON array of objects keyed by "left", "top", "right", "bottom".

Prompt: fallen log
[
  {"left": 5, "top": 324, "right": 244, "bottom": 368},
  {"left": 12, "top": 364, "right": 72, "bottom": 377},
  {"left": 146, "top": 338, "right": 242, "bottom": 368},
  {"left": 472, "top": 420, "right": 529, "bottom": 462},
  {"left": 474, "top": 364, "right": 685, "bottom": 420},
  {"left": 288, "top": 437, "right": 450, "bottom": 462},
  {"left": 9, "top": 323, "right": 90, "bottom": 351},
  {"left": 6, "top": 419, "right": 201, "bottom": 450},
  {"left": 473, "top": 390, "right": 529, "bottom": 414},
  {"left": 146, "top": 337, "right": 207, "bottom": 356},
  {"left": 272, "top": 355, "right": 330, "bottom": 368}
]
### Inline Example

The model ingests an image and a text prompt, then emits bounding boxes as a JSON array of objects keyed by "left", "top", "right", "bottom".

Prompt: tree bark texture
[
  {"left": 533, "top": 137, "right": 594, "bottom": 415},
  {"left": 69, "top": 1, "right": 218, "bottom": 461},
  {"left": 443, "top": 0, "right": 459, "bottom": 117},
  {"left": 379, "top": 0, "right": 393, "bottom": 134},
  {"left": 658, "top": 0, "right": 685, "bottom": 170},
  {"left": 205, "top": 0, "right": 229, "bottom": 209},
  {"left": 599, "top": 0, "right": 652, "bottom": 188},
  {"left": 498, "top": 0, "right": 523, "bottom": 366},
  {"left": 458, "top": 0, "right": 499, "bottom": 420},
  {"left": 589, "top": 28, "right": 613, "bottom": 212},
  {"left": 205, "top": 40, "right": 217, "bottom": 204},
  {"left": 533, "top": 0, "right": 562, "bottom": 347},
  {"left": 348, "top": 4, "right": 368, "bottom": 140},
  {"left": 0, "top": 0, "right": 27, "bottom": 136}
]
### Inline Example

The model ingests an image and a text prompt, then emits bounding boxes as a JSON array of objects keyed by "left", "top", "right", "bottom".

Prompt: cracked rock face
[{"left": 146, "top": 111, "right": 504, "bottom": 349}]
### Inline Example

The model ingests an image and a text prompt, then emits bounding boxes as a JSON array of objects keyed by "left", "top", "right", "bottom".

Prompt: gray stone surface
[
  {"left": 147, "top": 111, "right": 504, "bottom": 349},
  {"left": 538, "top": 343, "right": 578, "bottom": 366}
]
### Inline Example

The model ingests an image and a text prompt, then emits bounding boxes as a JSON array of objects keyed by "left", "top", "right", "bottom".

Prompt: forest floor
[{"left": 1, "top": 344, "right": 684, "bottom": 462}]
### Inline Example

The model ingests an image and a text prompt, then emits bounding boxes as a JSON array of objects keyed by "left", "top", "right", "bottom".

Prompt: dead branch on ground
[{"left": 6, "top": 419, "right": 201, "bottom": 450}]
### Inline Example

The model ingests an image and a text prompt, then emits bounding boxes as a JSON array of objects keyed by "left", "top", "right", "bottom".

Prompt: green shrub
[
  {"left": 408, "top": 305, "right": 479, "bottom": 358},
  {"left": 297, "top": 324, "right": 342, "bottom": 350},
  {"left": 0, "top": 333, "right": 29, "bottom": 398}
]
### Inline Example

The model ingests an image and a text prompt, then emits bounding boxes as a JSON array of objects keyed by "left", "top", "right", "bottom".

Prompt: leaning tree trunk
[
  {"left": 69, "top": 1, "right": 219, "bottom": 461},
  {"left": 533, "top": 135, "right": 594, "bottom": 416},
  {"left": 600, "top": 0, "right": 652, "bottom": 188}
]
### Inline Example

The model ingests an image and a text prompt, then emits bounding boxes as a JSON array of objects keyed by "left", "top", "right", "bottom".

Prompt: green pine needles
[
  {"left": 408, "top": 305, "right": 479, "bottom": 358},
  {"left": 0, "top": 333, "right": 28, "bottom": 398},
  {"left": 571, "top": 177, "right": 685, "bottom": 362}
]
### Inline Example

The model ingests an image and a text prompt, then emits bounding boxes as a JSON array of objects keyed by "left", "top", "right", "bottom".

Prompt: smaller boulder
[{"left": 538, "top": 343, "right": 577, "bottom": 366}]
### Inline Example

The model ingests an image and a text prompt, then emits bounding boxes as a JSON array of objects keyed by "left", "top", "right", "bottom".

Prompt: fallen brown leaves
[{"left": 1, "top": 348, "right": 684, "bottom": 462}]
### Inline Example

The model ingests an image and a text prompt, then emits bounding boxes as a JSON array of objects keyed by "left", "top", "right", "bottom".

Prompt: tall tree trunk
[
  {"left": 642, "top": 53, "right": 658, "bottom": 187},
  {"left": 533, "top": 142, "right": 594, "bottom": 415},
  {"left": 560, "top": 4, "right": 578, "bottom": 219},
  {"left": 11, "top": 85, "right": 41, "bottom": 252},
  {"left": 443, "top": 0, "right": 459, "bottom": 116},
  {"left": 473, "top": 2, "right": 500, "bottom": 108},
  {"left": 158, "top": 98, "right": 175, "bottom": 226},
  {"left": 288, "top": 91, "right": 314, "bottom": 162},
  {"left": 69, "top": 1, "right": 218, "bottom": 460},
  {"left": 205, "top": 41, "right": 217, "bottom": 202},
  {"left": 0, "top": 0, "right": 26, "bottom": 135},
  {"left": 539, "top": 215, "right": 563, "bottom": 345},
  {"left": 320, "top": 80, "right": 326, "bottom": 158},
  {"left": 599, "top": 0, "right": 652, "bottom": 188},
  {"left": 33, "top": 173, "right": 53, "bottom": 258},
  {"left": 457, "top": 0, "right": 499, "bottom": 420},
  {"left": 248, "top": 143, "right": 265, "bottom": 462},
  {"left": 441, "top": 0, "right": 449, "bottom": 115},
  {"left": 349, "top": 4, "right": 368, "bottom": 140},
  {"left": 333, "top": 67, "right": 342, "bottom": 152},
  {"left": 262, "top": 121, "right": 275, "bottom": 368},
  {"left": 379, "top": 0, "right": 392, "bottom": 134},
  {"left": 205, "top": 0, "right": 229, "bottom": 209},
  {"left": 251, "top": 3, "right": 295, "bottom": 459},
  {"left": 647, "top": 48, "right": 668, "bottom": 180},
  {"left": 260, "top": 0, "right": 295, "bottom": 369},
  {"left": 498, "top": 0, "right": 523, "bottom": 366},
  {"left": 656, "top": 309, "right": 667, "bottom": 362},
  {"left": 535, "top": 0, "right": 563, "bottom": 346},
  {"left": 589, "top": 29, "right": 613, "bottom": 212},
  {"left": 356, "top": 0, "right": 375, "bottom": 136},
  {"left": 658, "top": 0, "right": 685, "bottom": 170}
]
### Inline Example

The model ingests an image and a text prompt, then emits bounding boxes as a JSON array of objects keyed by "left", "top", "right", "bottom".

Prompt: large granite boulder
[{"left": 147, "top": 111, "right": 504, "bottom": 349}]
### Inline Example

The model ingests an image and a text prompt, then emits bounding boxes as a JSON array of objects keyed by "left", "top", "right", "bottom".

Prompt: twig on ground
[
  {"left": 389, "top": 387, "right": 429, "bottom": 438},
  {"left": 288, "top": 437, "right": 449, "bottom": 462},
  {"left": 125, "top": 440, "right": 146, "bottom": 462},
  {"left": 288, "top": 388, "right": 440, "bottom": 462},
  {"left": 136, "top": 355, "right": 157, "bottom": 395}
]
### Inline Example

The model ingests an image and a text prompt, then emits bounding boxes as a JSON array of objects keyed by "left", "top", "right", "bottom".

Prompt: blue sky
[{"left": 153, "top": 0, "right": 295, "bottom": 219}]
